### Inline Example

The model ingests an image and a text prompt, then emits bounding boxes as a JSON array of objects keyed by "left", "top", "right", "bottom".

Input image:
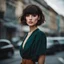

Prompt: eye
[{"left": 32, "top": 14, "right": 37, "bottom": 17}]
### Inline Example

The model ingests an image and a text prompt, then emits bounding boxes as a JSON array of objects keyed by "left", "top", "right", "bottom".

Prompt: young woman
[{"left": 20, "top": 4, "right": 47, "bottom": 64}]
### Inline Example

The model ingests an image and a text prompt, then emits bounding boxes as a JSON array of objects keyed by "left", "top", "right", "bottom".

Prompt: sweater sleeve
[{"left": 35, "top": 32, "right": 47, "bottom": 56}]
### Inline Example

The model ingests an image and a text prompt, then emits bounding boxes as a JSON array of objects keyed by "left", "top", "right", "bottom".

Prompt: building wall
[{"left": 49, "top": 9, "right": 57, "bottom": 30}]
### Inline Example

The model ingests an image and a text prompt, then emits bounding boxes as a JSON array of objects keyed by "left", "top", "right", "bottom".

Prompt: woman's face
[{"left": 25, "top": 14, "right": 39, "bottom": 27}]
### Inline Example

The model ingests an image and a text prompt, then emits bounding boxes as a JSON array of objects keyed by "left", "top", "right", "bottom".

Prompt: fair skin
[
  {"left": 25, "top": 14, "right": 39, "bottom": 32},
  {"left": 38, "top": 55, "right": 46, "bottom": 64},
  {"left": 25, "top": 14, "right": 46, "bottom": 64}
]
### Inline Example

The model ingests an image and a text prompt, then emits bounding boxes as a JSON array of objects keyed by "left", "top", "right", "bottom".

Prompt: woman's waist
[{"left": 22, "top": 58, "right": 35, "bottom": 64}]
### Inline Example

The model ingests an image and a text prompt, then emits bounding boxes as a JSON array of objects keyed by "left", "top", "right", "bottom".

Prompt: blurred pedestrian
[{"left": 20, "top": 4, "right": 47, "bottom": 64}]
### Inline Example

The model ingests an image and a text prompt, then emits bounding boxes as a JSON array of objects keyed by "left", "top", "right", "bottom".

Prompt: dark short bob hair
[{"left": 20, "top": 5, "right": 45, "bottom": 26}]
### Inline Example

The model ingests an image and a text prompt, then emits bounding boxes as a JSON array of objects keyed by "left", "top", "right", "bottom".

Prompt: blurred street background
[{"left": 0, "top": 0, "right": 64, "bottom": 64}]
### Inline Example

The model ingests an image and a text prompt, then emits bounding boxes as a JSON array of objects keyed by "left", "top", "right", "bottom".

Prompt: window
[{"left": 0, "top": 42, "right": 8, "bottom": 47}]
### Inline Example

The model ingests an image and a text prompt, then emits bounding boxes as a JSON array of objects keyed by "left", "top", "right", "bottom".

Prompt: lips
[{"left": 28, "top": 21, "right": 33, "bottom": 24}]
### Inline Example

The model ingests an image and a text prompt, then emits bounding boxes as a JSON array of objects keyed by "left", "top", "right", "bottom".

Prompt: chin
[
  {"left": 28, "top": 24, "right": 34, "bottom": 26},
  {"left": 29, "top": 25, "right": 35, "bottom": 27}
]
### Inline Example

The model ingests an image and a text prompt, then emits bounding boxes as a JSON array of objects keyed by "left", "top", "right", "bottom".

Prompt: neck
[{"left": 29, "top": 26, "right": 37, "bottom": 32}]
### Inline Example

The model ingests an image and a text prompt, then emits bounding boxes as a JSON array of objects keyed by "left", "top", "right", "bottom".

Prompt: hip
[{"left": 21, "top": 59, "right": 35, "bottom": 64}]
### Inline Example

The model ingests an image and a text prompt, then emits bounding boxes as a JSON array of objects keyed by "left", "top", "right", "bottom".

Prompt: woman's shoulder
[{"left": 37, "top": 28, "right": 46, "bottom": 37}]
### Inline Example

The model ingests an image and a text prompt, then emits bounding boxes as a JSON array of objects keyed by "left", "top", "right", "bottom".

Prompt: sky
[{"left": 44, "top": 0, "right": 64, "bottom": 16}]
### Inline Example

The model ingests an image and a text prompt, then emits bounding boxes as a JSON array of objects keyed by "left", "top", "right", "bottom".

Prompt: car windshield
[
  {"left": 59, "top": 40, "right": 64, "bottom": 44},
  {"left": 0, "top": 42, "right": 8, "bottom": 47},
  {"left": 47, "top": 39, "right": 54, "bottom": 48},
  {"left": 53, "top": 40, "right": 59, "bottom": 44},
  {"left": 47, "top": 39, "right": 54, "bottom": 43}
]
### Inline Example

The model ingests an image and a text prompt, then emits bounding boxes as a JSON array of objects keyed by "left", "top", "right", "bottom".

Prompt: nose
[{"left": 29, "top": 15, "right": 32, "bottom": 20}]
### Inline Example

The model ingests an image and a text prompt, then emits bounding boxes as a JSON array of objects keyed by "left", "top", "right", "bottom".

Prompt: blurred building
[
  {"left": 0, "top": 0, "right": 6, "bottom": 39},
  {"left": 0, "top": 0, "right": 64, "bottom": 41},
  {"left": 22, "top": 0, "right": 64, "bottom": 36},
  {"left": 59, "top": 15, "right": 64, "bottom": 36},
  {"left": 0, "top": 0, "right": 20, "bottom": 41},
  {"left": 0, "top": 0, "right": 25, "bottom": 42}
]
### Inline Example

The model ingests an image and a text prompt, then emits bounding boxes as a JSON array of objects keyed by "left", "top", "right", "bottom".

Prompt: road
[{"left": 0, "top": 49, "right": 64, "bottom": 64}]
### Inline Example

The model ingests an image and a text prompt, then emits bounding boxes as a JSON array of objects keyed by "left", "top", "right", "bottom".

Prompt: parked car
[
  {"left": 11, "top": 37, "right": 21, "bottom": 48},
  {"left": 0, "top": 39, "right": 14, "bottom": 58},
  {"left": 46, "top": 37, "right": 56, "bottom": 54},
  {"left": 14, "top": 40, "right": 22, "bottom": 49},
  {"left": 52, "top": 37, "right": 64, "bottom": 51},
  {"left": 46, "top": 37, "right": 64, "bottom": 55}
]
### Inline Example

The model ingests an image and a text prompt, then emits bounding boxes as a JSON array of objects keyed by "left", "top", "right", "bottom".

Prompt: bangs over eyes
[
  {"left": 23, "top": 6, "right": 39, "bottom": 16},
  {"left": 25, "top": 14, "right": 38, "bottom": 17}
]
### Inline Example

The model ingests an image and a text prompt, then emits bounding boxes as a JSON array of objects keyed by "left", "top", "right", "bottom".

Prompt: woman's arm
[{"left": 38, "top": 55, "right": 46, "bottom": 64}]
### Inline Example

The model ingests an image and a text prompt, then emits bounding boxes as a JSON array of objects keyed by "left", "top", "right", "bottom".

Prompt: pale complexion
[{"left": 25, "top": 14, "right": 39, "bottom": 32}]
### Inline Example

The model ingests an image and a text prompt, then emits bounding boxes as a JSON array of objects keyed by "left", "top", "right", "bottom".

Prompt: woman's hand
[{"left": 38, "top": 55, "right": 46, "bottom": 64}]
